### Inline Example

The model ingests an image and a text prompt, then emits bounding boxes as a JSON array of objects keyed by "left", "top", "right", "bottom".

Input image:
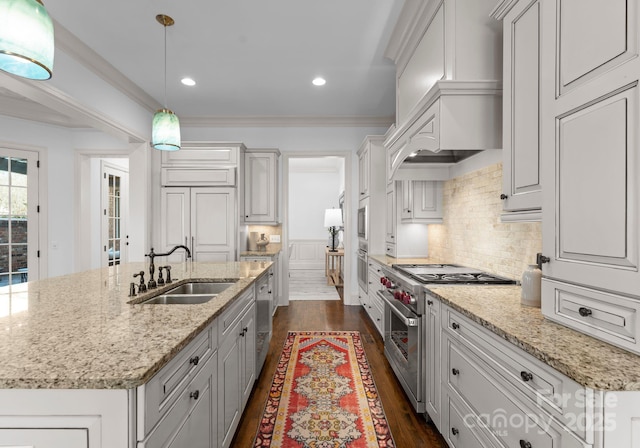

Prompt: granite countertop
[
  {"left": 429, "top": 285, "right": 640, "bottom": 391},
  {"left": 0, "top": 261, "right": 271, "bottom": 390},
  {"left": 369, "top": 254, "right": 436, "bottom": 266}
]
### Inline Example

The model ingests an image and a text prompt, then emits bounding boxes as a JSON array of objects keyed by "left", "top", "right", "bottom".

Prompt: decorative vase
[
  {"left": 256, "top": 233, "right": 269, "bottom": 252},
  {"left": 521, "top": 264, "right": 542, "bottom": 307}
]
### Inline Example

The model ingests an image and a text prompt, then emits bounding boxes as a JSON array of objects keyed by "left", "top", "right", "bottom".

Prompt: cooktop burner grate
[{"left": 391, "top": 264, "right": 516, "bottom": 285}]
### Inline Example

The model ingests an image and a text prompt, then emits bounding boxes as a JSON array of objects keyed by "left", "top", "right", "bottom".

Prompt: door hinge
[
  {"left": 37, "top": 250, "right": 40, "bottom": 258},
  {"left": 104, "top": 209, "right": 107, "bottom": 216},
  {"left": 37, "top": 205, "right": 40, "bottom": 213},
  {"left": 104, "top": 246, "right": 107, "bottom": 252},
  {"left": 104, "top": 172, "right": 106, "bottom": 179},
  {"left": 36, "top": 160, "right": 40, "bottom": 168}
]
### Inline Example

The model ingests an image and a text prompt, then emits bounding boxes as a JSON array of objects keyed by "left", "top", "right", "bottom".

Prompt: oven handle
[{"left": 378, "top": 291, "right": 420, "bottom": 327}]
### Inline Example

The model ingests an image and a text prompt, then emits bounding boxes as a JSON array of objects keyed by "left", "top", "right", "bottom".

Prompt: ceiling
[{"left": 32, "top": 0, "right": 404, "bottom": 125}]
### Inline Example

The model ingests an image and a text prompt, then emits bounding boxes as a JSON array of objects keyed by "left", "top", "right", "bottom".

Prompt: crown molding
[
  {"left": 384, "top": 0, "right": 436, "bottom": 63},
  {"left": 54, "top": 20, "right": 160, "bottom": 113},
  {"left": 180, "top": 115, "right": 395, "bottom": 128},
  {"left": 0, "top": 94, "right": 89, "bottom": 128}
]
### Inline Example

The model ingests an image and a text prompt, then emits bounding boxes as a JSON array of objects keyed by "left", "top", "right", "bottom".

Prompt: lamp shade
[
  {"left": 324, "top": 208, "right": 343, "bottom": 228},
  {"left": 0, "top": 0, "right": 54, "bottom": 80},
  {"left": 152, "top": 108, "right": 181, "bottom": 151}
]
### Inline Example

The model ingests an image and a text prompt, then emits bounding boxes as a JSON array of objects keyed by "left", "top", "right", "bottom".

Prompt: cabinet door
[
  {"left": 218, "top": 320, "right": 242, "bottom": 448},
  {"left": 541, "top": 0, "right": 640, "bottom": 297},
  {"left": 191, "top": 187, "right": 236, "bottom": 262},
  {"left": 358, "top": 144, "right": 370, "bottom": 199},
  {"left": 161, "top": 187, "right": 191, "bottom": 262},
  {"left": 244, "top": 152, "right": 277, "bottom": 223},
  {"left": 412, "top": 181, "right": 443, "bottom": 222},
  {"left": 502, "top": 0, "right": 542, "bottom": 213},
  {"left": 425, "top": 298, "right": 441, "bottom": 432},
  {"left": 241, "top": 303, "right": 256, "bottom": 409},
  {"left": 165, "top": 385, "right": 212, "bottom": 448},
  {"left": 400, "top": 181, "right": 413, "bottom": 220},
  {"left": 385, "top": 185, "right": 396, "bottom": 244}
]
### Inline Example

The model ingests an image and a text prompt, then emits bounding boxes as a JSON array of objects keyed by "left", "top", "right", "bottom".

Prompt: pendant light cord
[{"left": 163, "top": 23, "right": 167, "bottom": 109}]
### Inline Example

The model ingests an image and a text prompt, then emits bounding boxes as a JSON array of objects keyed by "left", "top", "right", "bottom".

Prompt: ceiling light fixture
[
  {"left": 0, "top": 0, "right": 54, "bottom": 80},
  {"left": 312, "top": 77, "right": 326, "bottom": 86},
  {"left": 151, "top": 14, "right": 180, "bottom": 151},
  {"left": 181, "top": 77, "right": 196, "bottom": 86}
]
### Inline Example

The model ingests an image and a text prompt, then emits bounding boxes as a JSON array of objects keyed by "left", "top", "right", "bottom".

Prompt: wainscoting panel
[{"left": 289, "top": 239, "right": 327, "bottom": 270}]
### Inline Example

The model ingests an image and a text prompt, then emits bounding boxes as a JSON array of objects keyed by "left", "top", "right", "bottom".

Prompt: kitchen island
[{"left": 0, "top": 260, "right": 272, "bottom": 447}]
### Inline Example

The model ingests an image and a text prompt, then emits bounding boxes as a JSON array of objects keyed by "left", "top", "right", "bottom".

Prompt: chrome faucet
[{"left": 145, "top": 246, "right": 192, "bottom": 289}]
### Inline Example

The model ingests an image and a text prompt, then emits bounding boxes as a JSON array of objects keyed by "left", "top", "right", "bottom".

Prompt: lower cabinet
[
  {"left": 425, "top": 295, "right": 441, "bottom": 432},
  {"left": 217, "top": 288, "right": 256, "bottom": 448},
  {"left": 0, "top": 428, "right": 89, "bottom": 448}
]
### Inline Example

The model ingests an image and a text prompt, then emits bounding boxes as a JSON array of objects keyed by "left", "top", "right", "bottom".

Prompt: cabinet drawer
[
  {"left": 161, "top": 167, "right": 236, "bottom": 186},
  {"left": 542, "top": 279, "right": 639, "bottom": 353},
  {"left": 443, "top": 306, "right": 587, "bottom": 438},
  {"left": 219, "top": 287, "right": 254, "bottom": 339},
  {"left": 385, "top": 243, "right": 396, "bottom": 258},
  {"left": 161, "top": 146, "right": 239, "bottom": 166},
  {"left": 443, "top": 333, "right": 587, "bottom": 448},
  {"left": 138, "top": 324, "right": 215, "bottom": 438},
  {"left": 139, "top": 353, "right": 215, "bottom": 448},
  {"left": 443, "top": 394, "right": 498, "bottom": 448}
]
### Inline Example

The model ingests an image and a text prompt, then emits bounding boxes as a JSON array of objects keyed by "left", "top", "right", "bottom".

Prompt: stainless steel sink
[
  {"left": 141, "top": 294, "right": 216, "bottom": 305},
  {"left": 165, "top": 282, "right": 235, "bottom": 295},
  {"left": 138, "top": 282, "right": 235, "bottom": 305}
]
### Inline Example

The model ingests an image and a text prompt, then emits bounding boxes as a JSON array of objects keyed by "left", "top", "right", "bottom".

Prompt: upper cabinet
[
  {"left": 400, "top": 180, "right": 443, "bottom": 224},
  {"left": 492, "top": 0, "right": 543, "bottom": 221},
  {"left": 242, "top": 149, "right": 280, "bottom": 224},
  {"left": 357, "top": 136, "right": 387, "bottom": 254},
  {"left": 538, "top": 0, "right": 640, "bottom": 354},
  {"left": 384, "top": 0, "right": 503, "bottom": 181},
  {"left": 160, "top": 142, "right": 243, "bottom": 187}
]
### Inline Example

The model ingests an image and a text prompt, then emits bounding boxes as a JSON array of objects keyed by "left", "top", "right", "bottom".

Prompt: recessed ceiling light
[
  {"left": 181, "top": 77, "right": 196, "bottom": 86},
  {"left": 312, "top": 77, "right": 326, "bottom": 86}
]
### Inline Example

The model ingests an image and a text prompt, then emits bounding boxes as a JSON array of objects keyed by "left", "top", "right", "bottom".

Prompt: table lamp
[{"left": 324, "top": 208, "right": 343, "bottom": 252}]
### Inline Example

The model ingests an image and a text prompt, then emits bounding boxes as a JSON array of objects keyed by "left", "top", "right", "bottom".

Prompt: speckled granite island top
[
  {"left": 0, "top": 261, "right": 271, "bottom": 390},
  {"left": 428, "top": 285, "right": 640, "bottom": 391}
]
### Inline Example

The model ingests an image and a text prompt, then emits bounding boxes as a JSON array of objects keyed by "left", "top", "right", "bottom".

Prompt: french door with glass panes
[
  {"left": 0, "top": 148, "right": 39, "bottom": 285},
  {"left": 102, "top": 162, "right": 128, "bottom": 267}
]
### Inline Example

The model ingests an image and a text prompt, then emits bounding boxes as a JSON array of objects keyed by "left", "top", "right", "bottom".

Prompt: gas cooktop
[{"left": 391, "top": 264, "right": 516, "bottom": 285}]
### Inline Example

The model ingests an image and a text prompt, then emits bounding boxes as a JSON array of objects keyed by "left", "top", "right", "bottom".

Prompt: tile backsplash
[
  {"left": 427, "top": 163, "right": 542, "bottom": 282},
  {"left": 247, "top": 224, "right": 282, "bottom": 252}
]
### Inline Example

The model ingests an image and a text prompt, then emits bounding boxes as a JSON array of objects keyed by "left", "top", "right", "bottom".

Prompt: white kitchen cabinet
[
  {"left": 241, "top": 253, "right": 280, "bottom": 310},
  {"left": 539, "top": 0, "right": 640, "bottom": 354},
  {"left": 366, "top": 259, "right": 385, "bottom": 337},
  {"left": 242, "top": 149, "right": 280, "bottom": 224},
  {"left": 493, "top": 0, "right": 543, "bottom": 220},
  {"left": 385, "top": 181, "right": 429, "bottom": 258},
  {"left": 425, "top": 295, "right": 441, "bottom": 432},
  {"left": 160, "top": 142, "right": 242, "bottom": 187},
  {"left": 217, "top": 288, "right": 256, "bottom": 448},
  {"left": 357, "top": 136, "right": 386, "bottom": 255},
  {"left": 0, "top": 428, "right": 88, "bottom": 447},
  {"left": 358, "top": 141, "right": 371, "bottom": 199},
  {"left": 160, "top": 187, "right": 237, "bottom": 262},
  {"left": 400, "top": 180, "right": 443, "bottom": 223}
]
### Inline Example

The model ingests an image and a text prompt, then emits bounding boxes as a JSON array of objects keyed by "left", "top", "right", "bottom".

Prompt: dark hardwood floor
[{"left": 231, "top": 297, "right": 447, "bottom": 447}]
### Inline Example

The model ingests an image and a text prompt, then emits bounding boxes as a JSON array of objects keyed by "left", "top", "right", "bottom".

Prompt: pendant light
[
  {"left": 152, "top": 14, "right": 180, "bottom": 151},
  {"left": 0, "top": 0, "right": 54, "bottom": 80}
]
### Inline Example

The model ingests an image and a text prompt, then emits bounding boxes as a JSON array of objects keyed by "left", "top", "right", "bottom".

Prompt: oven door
[
  {"left": 357, "top": 249, "right": 368, "bottom": 292},
  {"left": 378, "top": 290, "right": 424, "bottom": 412},
  {"left": 357, "top": 205, "right": 367, "bottom": 240}
]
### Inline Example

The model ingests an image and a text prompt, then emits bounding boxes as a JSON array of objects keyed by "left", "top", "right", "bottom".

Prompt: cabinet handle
[
  {"left": 520, "top": 371, "right": 533, "bottom": 382},
  {"left": 240, "top": 326, "right": 248, "bottom": 337},
  {"left": 407, "top": 209, "right": 411, "bottom": 213},
  {"left": 268, "top": 290, "right": 272, "bottom": 294},
  {"left": 190, "top": 355, "right": 200, "bottom": 366},
  {"left": 451, "top": 427, "right": 459, "bottom": 436},
  {"left": 427, "top": 300, "right": 433, "bottom": 306},
  {"left": 536, "top": 253, "right": 550, "bottom": 266},
  {"left": 190, "top": 390, "right": 200, "bottom": 400},
  {"left": 452, "top": 322, "right": 460, "bottom": 330},
  {"left": 500, "top": 194, "right": 508, "bottom": 200},
  {"left": 452, "top": 368, "right": 460, "bottom": 376},
  {"left": 520, "top": 440, "right": 532, "bottom": 448},
  {"left": 579, "top": 307, "right": 593, "bottom": 317}
]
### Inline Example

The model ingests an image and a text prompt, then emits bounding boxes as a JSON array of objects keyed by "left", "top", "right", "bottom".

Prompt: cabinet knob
[
  {"left": 578, "top": 307, "right": 593, "bottom": 317},
  {"left": 520, "top": 371, "right": 533, "bottom": 382},
  {"left": 500, "top": 194, "right": 508, "bottom": 200},
  {"left": 377, "top": 318, "right": 380, "bottom": 322},
  {"left": 520, "top": 441, "right": 532, "bottom": 448},
  {"left": 452, "top": 368, "right": 460, "bottom": 376},
  {"left": 452, "top": 322, "right": 460, "bottom": 330},
  {"left": 427, "top": 300, "right": 433, "bottom": 306},
  {"left": 451, "top": 427, "right": 459, "bottom": 436},
  {"left": 536, "top": 253, "right": 550, "bottom": 267},
  {"left": 407, "top": 210, "right": 411, "bottom": 213},
  {"left": 190, "top": 355, "right": 200, "bottom": 366},
  {"left": 190, "top": 390, "right": 200, "bottom": 400}
]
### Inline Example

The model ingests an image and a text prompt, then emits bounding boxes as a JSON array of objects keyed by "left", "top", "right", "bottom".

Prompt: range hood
[{"left": 385, "top": 80, "right": 502, "bottom": 182}]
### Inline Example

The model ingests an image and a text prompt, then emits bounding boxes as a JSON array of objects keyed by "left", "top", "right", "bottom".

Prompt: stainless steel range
[{"left": 376, "top": 263, "right": 515, "bottom": 413}]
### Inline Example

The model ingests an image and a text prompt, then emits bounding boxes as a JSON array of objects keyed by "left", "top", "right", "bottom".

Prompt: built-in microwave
[{"left": 357, "top": 202, "right": 368, "bottom": 241}]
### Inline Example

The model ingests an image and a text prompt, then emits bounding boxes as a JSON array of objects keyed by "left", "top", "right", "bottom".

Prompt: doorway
[
  {"left": 101, "top": 161, "right": 129, "bottom": 267},
  {"left": 0, "top": 147, "right": 40, "bottom": 286},
  {"left": 282, "top": 153, "right": 350, "bottom": 305}
]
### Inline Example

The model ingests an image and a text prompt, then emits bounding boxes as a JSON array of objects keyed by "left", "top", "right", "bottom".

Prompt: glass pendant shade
[
  {"left": 152, "top": 109, "right": 181, "bottom": 151},
  {"left": 0, "top": 0, "right": 54, "bottom": 80}
]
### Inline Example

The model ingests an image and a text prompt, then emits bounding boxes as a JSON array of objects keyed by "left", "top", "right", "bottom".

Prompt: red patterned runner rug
[{"left": 254, "top": 331, "right": 395, "bottom": 447}]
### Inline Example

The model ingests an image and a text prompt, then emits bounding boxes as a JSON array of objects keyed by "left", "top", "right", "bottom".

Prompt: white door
[
  {"left": 191, "top": 187, "right": 236, "bottom": 262},
  {"left": 102, "top": 162, "right": 128, "bottom": 267},
  {"left": 0, "top": 148, "right": 39, "bottom": 285}
]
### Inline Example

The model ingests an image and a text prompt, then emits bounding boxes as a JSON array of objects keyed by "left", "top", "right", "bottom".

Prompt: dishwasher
[{"left": 254, "top": 269, "right": 273, "bottom": 374}]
